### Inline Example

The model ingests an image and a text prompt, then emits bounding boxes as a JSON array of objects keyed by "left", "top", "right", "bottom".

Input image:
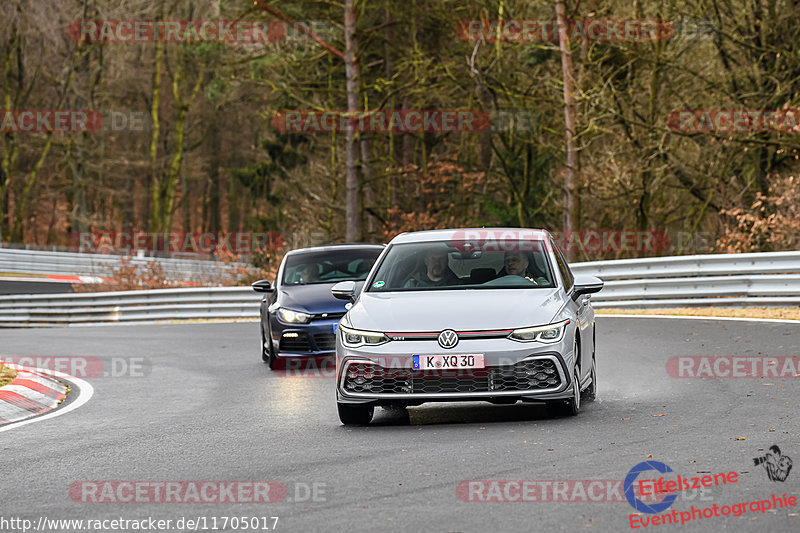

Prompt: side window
[{"left": 551, "top": 239, "right": 574, "bottom": 291}]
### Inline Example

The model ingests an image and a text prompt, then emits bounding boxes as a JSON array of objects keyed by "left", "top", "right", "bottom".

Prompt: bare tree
[
  {"left": 555, "top": 1, "right": 578, "bottom": 240},
  {"left": 344, "top": 0, "right": 360, "bottom": 241}
]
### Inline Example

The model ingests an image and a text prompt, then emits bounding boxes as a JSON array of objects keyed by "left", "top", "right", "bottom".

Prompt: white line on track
[
  {"left": 0, "top": 366, "right": 94, "bottom": 434},
  {"left": 597, "top": 313, "right": 800, "bottom": 325}
]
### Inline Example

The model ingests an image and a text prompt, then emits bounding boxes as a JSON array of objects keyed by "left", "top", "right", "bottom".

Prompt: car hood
[
  {"left": 347, "top": 288, "right": 566, "bottom": 331},
  {"left": 279, "top": 282, "right": 364, "bottom": 315}
]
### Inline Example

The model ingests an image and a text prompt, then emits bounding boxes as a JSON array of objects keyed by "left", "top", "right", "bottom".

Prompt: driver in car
[
  {"left": 298, "top": 263, "right": 319, "bottom": 284},
  {"left": 404, "top": 249, "right": 460, "bottom": 288}
]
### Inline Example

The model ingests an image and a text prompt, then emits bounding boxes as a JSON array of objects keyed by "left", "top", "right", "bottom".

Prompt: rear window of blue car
[{"left": 366, "top": 240, "right": 556, "bottom": 291}]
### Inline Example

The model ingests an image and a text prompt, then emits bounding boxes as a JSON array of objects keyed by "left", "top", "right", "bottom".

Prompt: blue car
[{"left": 252, "top": 244, "right": 385, "bottom": 368}]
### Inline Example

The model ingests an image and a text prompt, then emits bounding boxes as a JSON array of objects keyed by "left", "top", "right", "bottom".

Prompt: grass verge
[{"left": 0, "top": 363, "right": 17, "bottom": 388}]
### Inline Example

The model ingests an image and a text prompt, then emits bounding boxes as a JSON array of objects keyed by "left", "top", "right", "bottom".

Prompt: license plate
[
  {"left": 412, "top": 354, "right": 485, "bottom": 370},
  {"left": 333, "top": 323, "right": 338, "bottom": 334}
]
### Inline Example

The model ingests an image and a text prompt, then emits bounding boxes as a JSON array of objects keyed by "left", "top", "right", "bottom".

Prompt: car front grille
[
  {"left": 342, "top": 358, "right": 562, "bottom": 395},
  {"left": 489, "top": 359, "right": 561, "bottom": 391},
  {"left": 313, "top": 333, "right": 336, "bottom": 351}
]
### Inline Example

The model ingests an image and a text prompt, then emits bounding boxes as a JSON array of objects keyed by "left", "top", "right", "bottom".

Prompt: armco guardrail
[
  {"left": 0, "top": 247, "right": 247, "bottom": 282},
  {"left": 571, "top": 250, "right": 800, "bottom": 308},
  {"left": 0, "top": 251, "right": 798, "bottom": 327},
  {"left": 0, "top": 287, "right": 261, "bottom": 327}
]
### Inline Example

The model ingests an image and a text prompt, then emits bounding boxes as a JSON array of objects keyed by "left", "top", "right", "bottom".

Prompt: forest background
[{"left": 2, "top": 0, "right": 798, "bottom": 284}]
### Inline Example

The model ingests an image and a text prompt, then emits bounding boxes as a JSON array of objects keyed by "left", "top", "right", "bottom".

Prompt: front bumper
[
  {"left": 272, "top": 317, "right": 339, "bottom": 358},
  {"left": 336, "top": 336, "right": 575, "bottom": 405}
]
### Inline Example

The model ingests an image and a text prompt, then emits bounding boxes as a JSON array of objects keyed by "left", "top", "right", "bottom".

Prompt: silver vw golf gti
[{"left": 331, "top": 228, "right": 603, "bottom": 425}]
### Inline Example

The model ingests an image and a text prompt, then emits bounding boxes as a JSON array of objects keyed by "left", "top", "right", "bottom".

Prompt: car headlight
[
  {"left": 340, "top": 325, "right": 389, "bottom": 348},
  {"left": 277, "top": 308, "right": 313, "bottom": 324},
  {"left": 508, "top": 319, "right": 570, "bottom": 343}
]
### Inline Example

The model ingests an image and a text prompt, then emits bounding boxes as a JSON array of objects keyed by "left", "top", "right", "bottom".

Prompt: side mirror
[
  {"left": 331, "top": 280, "right": 357, "bottom": 302},
  {"left": 251, "top": 279, "right": 274, "bottom": 293},
  {"left": 572, "top": 275, "right": 603, "bottom": 300}
]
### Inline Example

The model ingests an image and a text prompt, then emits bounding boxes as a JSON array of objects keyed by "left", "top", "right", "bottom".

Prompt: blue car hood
[{"left": 279, "top": 282, "right": 362, "bottom": 315}]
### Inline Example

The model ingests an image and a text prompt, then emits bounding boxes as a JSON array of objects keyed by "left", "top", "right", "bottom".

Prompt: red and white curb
[
  {"left": 0, "top": 362, "right": 94, "bottom": 432},
  {"left": 0, "top": 362, "right": 68, "bottom": 425},
  {"left": 0, "top": 274, "right": 113, "bottom": 284},
  {"left": 46, "top": 274, "right": 113, "bottom": 284}
]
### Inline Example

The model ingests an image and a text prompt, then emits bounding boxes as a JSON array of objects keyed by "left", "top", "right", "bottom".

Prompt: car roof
[
  {"left": 285, "top": 243, "right": 385, "bottom": 256},
  {"left": 388, "top": 228, "right": 551, "bottom": 245}
]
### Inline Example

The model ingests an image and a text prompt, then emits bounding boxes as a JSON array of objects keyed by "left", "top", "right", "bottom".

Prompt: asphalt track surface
[{"left": 1, "top": 317, "right": 798, "bottom": 532}]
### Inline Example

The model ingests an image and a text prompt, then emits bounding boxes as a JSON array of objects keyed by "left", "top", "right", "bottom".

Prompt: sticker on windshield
[{"left": 373, "top": 280, "right": 385, "bottom": 288}]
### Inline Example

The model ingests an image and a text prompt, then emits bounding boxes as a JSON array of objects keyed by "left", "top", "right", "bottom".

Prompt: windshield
[
  {"left": 366, "top": 240, "right": 555, "bottom": 292},
  {"left": 282, "top": 249, "right": 381, "bottom": 285}
]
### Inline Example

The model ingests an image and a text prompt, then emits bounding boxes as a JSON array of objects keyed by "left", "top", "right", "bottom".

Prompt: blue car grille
[
  {"left": 342, "top": 358, "right": 561, "bottom": 394},
  {"left": 313, "top": 333, "right": 336, "bottom": 351}
]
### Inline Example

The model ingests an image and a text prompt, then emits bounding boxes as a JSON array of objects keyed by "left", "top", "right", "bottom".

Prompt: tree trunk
[
  {"left": 344, "top": 0, "right": 361, "bottom": 241},
  {"left": 228, "top": 176, "right": 241, "bottom": 232},
  {"left": 159, "top": 70, "right": 202, "bottom": 232},
  {"left": 206, "top": 113, "right": 221, "bottom": 232},
  {"left": 555, "top": 1, "right": 578, "bottom": 241},
  {"left": 361, "top": 138, "right": 378, "bottom": 237},
  {"left": 148, "top": 38, "right": 164, "bottom": 232}
]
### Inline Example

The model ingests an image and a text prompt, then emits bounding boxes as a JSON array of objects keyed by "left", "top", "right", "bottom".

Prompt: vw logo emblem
[{"left": 438, "top": 329, "right": 459, "bottom": 349}]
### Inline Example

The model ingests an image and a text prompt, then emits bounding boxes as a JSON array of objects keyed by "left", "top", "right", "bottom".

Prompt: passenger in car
[
  {"left": 499, "top": 252, "right": 549, "bottom": 285},
  {"left": 403, "top": 249, "right": 460, "bottom": 287}
]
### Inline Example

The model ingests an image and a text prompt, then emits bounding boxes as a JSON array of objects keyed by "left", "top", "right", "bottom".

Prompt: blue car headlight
[
  {"left": 340, "top": 325, "right": 389, "bottom": 348},
  {"left": 508, "top": 319, "right": 570, "bottom": 344},
  {"left": 277, "top": 307, "right": 313, "bottom": 324}
]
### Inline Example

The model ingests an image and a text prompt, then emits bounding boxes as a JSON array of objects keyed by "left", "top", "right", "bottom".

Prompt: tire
[
  {"left": 560, "top": 364, "right": 581, "bottom": 416},
  {"left": 582, "top": 355, "right": 597, "bottom": 402},
  {"left": 337, "top": 402, "right": 374, "bottom": 425},
  {"left": 261, "top": 324, "right": 275, "bottom": 369},
  {"left": 550, "top": 340, "right": 581, "bottom": 417}
]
